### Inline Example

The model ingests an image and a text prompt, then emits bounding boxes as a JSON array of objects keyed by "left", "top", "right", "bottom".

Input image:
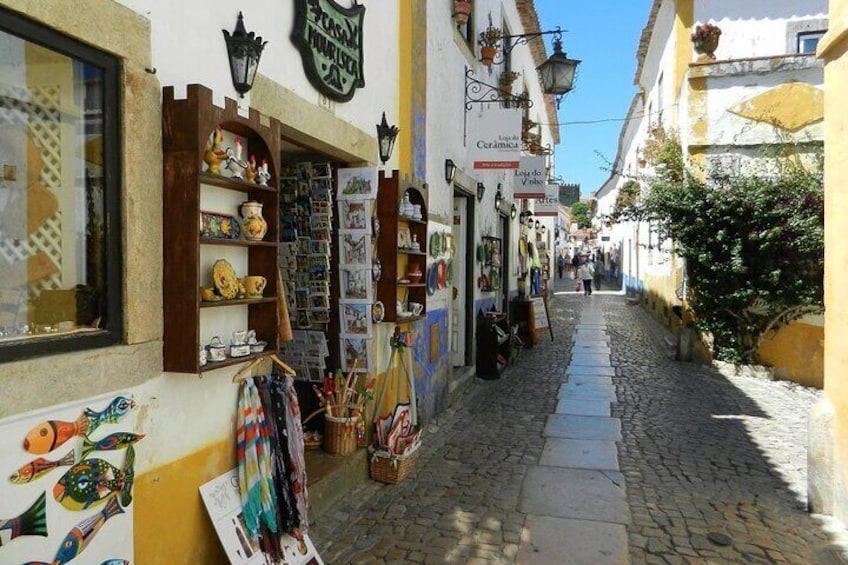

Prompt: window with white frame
[{"left": 798, "top": 31, "right": 825, "bottom": 54}]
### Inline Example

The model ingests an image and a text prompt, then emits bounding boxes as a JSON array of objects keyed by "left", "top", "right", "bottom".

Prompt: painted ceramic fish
[
  {"left": 81, "top": 432, "right": 145, "bottom": 459},
  {"left": 10, "top": 450, "right": 75, "bottom": 484},
  {"left": 99, "top": 561, "right": 129, "bottom": 565},
  {"left": 0, "top": 492, "right": 47, "bottom": 546},
  {"left": 23, "top": 396, "right": 135, "bottom": 455},
  {"left": 25, "top": 495, "right": 124, "bottom": 565},
  {"left": 54, "top": 446, "right": 135, "bottom": 511}
]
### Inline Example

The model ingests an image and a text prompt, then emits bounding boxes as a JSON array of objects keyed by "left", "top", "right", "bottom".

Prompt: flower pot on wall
[
  {"left": 691, "top": 23, "right": 722, "bottom": 62},
  {"left": 480, "top": 45, "right": 497, "bottom": 67},
  {"left": 453, "top": 0, "right": 471, "bottom": 26}
]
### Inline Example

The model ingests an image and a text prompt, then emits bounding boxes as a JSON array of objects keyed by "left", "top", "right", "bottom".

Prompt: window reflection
[{"left": 0, "top": 27, "right": 111, "bottom": 345}]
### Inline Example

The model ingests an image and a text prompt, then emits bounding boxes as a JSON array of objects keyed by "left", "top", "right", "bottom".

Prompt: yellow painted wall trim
[
  {"left": 674, "top": 0, "right": 695, "bottom": 114},
  {"left": 135, "top": 439, "right": 235, "bottom": 564},
  {"left": 818, "top": 12, "right": 848, "bottom": 59},
  {"left": 728, "top": 83, "right": 824, "bottom": 131},
  {"left": 398, "top": 0, "right": 413, "bottom": 175}
]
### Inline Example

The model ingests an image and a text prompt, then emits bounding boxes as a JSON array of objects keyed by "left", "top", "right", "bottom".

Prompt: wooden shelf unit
[
  {"left": 376, "top": 171, "right": 428, "bottom": 323},
  {"left": 162, "top": 84, "right": 282, "bottom": 373}
]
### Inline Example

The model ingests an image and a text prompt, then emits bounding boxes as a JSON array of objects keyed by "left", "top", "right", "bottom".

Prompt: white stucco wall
[
  {"left": 117, "top": 0, "right": 400, "bottom": 162},
  {"left": 694, "top": 0, "right": 827, "bottom": 59}
]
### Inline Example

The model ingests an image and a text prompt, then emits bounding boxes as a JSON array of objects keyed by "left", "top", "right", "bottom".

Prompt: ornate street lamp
[
  {"left": 495, "top": 185, "right": 503, "bottom": 211},
  {"left": 223, "top": 12, "right": 267, "bottom": 98},
  {"left": 537, "top": 30, "right": 581, "bottom": 109},
  {"left": 510, "top": 203, "right": 517, "bottom": 220},
  {"left": 376, "top": 112, "right": 399, "bottom": 165}
]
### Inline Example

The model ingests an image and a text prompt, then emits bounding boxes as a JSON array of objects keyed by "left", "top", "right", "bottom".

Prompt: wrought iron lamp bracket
[
  {"left": 465, "top": 68, "right": 533, "bottom": 111},
  {"left": 488, "top": 27, "right": 565, "bottom": 66}
]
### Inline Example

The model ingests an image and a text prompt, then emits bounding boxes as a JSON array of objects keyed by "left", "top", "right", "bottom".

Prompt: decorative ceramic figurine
[
  {"left": 412, "top": 204, "right": 422, "bottom": 220},
  {"left": 226, "top": 137, "right": 247, "bottom": 179},
  {"left": 410, "top": 234, "right": 420, "bottom": 252},
  {"left": 203, "top": 126, "right": 227, "bottom": 175},
  {"left": 240, "top": 201, "right": 268, "bottom": 241},
  {"left": 246, "top": 155, "right": 257, "bottom": 183},
  {"left": 256, "top": 159, "right": 271, "bottom": 186},
  {"left": 400, "top": 193, "right": 413, "bottom": 217}
]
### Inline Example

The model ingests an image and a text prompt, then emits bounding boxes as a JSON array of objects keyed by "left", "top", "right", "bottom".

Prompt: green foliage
[
  {"left": 571, "top": 201, "right": 590, "bottom": 228},
  {"left": 612, "top": 180, "right": 642, "bottom": 222},
  {"left": 638, "top": 130, "right": 824, "bottom": 363}
]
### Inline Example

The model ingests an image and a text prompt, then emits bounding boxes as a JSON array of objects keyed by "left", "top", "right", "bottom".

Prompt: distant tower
[{"left": 559, "top": 183, "right": 580, "bottom": 207}]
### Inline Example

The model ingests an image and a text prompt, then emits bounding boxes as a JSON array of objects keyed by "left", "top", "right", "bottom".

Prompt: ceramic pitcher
[{"left": 240, "top": 200, "right": 267, "bottom": 241}]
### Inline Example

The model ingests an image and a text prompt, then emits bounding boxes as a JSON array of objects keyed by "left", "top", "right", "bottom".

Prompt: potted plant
[
  {"left": 521, "top": 117, "right": 537, "bottom": 142},
  {"left": 691, "top": 22, "right": 721, "bottom": 61},
  {"left": 453, "top": 0, "right": 471, "bottom": 26},
  {"left": 498, "top": 70, "right": 520, "bottom": 95},
  {"left": 479, "top": 25, "right": 502, "bottom": 67}
]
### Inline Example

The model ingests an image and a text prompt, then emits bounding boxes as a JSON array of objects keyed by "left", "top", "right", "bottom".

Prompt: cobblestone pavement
[{"left": 313, "top": 293, "right": 845, "bottom": 563}]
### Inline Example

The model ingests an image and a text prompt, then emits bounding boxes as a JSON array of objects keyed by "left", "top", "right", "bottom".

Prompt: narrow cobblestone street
[{"left": 313, "top": 292, "right": 845, "bottom": 564}]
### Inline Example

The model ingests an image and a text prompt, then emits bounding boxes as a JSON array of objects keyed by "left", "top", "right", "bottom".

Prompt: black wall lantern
[
  {"left": 541, "top": 225, "right": 547, "bottom": 234},
  {"left": 534, "top": 220, "right": 541, "bottom": 230},
  {"left": 510, "top": 203, "right": 517, "bottom": 220},
  {"left": 376, "top": 112, "right": 399, "bottom": 165},
  {"left": 223, "top": 12, "right": 267, "bottom": 98},
  {"left": 537, "top": 30, "right": 581, "bottom": 109},
  {"left": 476, "top": 182, "right": 486, "bottom": 202},
  {"left": 494, "top": 186, "right": 503, "bottom": 211},
  {"left": 445, "top": 159, "right": 457, "bottom": 184}
]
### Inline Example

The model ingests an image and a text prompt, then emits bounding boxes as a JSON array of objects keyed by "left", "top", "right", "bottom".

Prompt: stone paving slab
[
  {"left": 564, "top": 375, "right": 614, "bottom": 389},
  {"left": 545, "top": 414, "right": 622, "bottom": 441},
  {"left": 555, "top": 397, "right": 611, "bottom": 417},
  {"left": 567, "top": 366, "right": 616, "bottom": 377},
  {"left": 570, "top": 353, "right": 612, "bottom": 366},
  {"left": 517, "top": 515, "right": 629, "bottom": 565},
  {"left": 519, "top": 466, "right": 630, "bottom": 524},
  {"left": 574, "top": 331, "right": 609, "bottom": 340},
  {"left": 539, "top": 437, "right": 620, "bottom": 470},
  {"left": 558, "top": 383, "right": 617, "bottom": 401}
]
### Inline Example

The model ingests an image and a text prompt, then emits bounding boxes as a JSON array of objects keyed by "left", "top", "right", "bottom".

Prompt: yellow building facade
[{"left": 810, "top": 0, "right": 848, "bottom": 526}]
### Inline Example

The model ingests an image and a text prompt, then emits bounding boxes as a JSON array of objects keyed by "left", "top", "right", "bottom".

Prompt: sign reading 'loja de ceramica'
[{"left": 292, "top": 0, "right": 366, "bottom": 102}]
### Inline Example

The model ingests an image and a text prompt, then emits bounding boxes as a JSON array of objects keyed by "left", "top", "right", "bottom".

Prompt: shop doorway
[
  {"left": 500, "top": 213, "right": 510, "bottom": 311},
  {"left": 451, "top": 192, "right": 474, "bottom": 369}
]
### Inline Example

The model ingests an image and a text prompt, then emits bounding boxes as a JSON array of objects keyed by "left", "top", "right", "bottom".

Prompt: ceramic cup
[
  {"left": 409, "top": 302, "right": 424, "bottom": 316},
  {"left": 243, "top": 275, "right": 267, "bottom": 298}
]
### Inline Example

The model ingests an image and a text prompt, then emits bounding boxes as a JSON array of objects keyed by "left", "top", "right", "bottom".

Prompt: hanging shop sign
[
  {"left": 292, "top": 0, "right": 366, "bottom": 102},
  {"left": 534, "top": 183, "right": 560, "bottom": 216},
  {"left": 513, "top": 156, "right": 547, "bottom": 199},
  {"left": 468, "top": 108, "right": 522, "bottom": 169}
]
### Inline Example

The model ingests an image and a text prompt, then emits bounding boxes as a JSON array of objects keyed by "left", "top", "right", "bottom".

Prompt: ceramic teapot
[{"left": 240, "top": 201, "right": 268, "bottom": 241}]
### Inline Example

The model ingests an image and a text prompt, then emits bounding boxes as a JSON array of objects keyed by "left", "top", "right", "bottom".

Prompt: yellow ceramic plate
[{"left": 212, "top": 259, "right": 239, "bottom": 299}]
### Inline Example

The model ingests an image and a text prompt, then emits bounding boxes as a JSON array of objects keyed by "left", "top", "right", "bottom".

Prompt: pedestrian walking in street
[
  {"left": 557, "top": 255, "right": 565, "bottom": 279},
  {"left": 571, "top": 253, "right": 580, "bottom": 279},
  {"left": 579, "top": 258, "right": 595, "bottom": 295},
  {"left": 595, "top": 253, "right": 605, "bottom": 290}
]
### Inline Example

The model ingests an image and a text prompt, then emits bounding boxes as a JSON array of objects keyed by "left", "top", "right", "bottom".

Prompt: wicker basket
[
  {"left": 368, "top": 441, "right": 421, "bottom": 484},
  {"left": 324, "top": 414, "right": 360, "bottom": 455}
]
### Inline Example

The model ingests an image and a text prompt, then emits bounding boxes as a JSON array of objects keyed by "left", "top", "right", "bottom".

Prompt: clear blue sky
[{"left": 535, "top": 0, "right": 653, "bottom": 195}]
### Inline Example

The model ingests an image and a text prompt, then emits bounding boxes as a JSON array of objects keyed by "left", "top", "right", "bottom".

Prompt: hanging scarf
[
  {"left": 282, "top": 374, "right": 309, "bottom": 532},
  {"left": 256, "top": 376, "right": 300, "bottom": 535},
  {"left": 237, "top": 377, "right": 278, "bottom": 540}
]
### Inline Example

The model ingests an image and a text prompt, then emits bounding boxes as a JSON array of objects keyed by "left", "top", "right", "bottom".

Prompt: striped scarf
[{"left": 237, "top": 377, "right": 278, "bottom": 540}]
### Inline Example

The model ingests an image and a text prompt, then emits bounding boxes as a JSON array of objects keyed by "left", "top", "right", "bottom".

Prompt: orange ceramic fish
[
  {"left": 23, "top": 415, "right": 88, "bottom": 455},
  {"left": 23, "top": 396, "right": 135, "bottom": 455},
  {"left": 10, "top": 450, "right": 75, "bottom": 484}
]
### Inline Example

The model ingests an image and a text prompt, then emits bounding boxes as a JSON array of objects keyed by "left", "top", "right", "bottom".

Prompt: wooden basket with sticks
[
  {"left": 302, "top": 358, "right": 376, "bottom": 456},
  {"left": 324, "top": 414, "right": 360, "bottom": 455}
]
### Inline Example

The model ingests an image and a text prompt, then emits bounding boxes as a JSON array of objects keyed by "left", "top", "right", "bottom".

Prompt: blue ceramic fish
[
  {"left": 80, "top": 432, "right": 145, "bottom": 459},
  {"left": 23, "top": 495, "right": 124, "bottom": 565},
  {"left": 54, "top": 446, "right": 135, "bottom": 511}
]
